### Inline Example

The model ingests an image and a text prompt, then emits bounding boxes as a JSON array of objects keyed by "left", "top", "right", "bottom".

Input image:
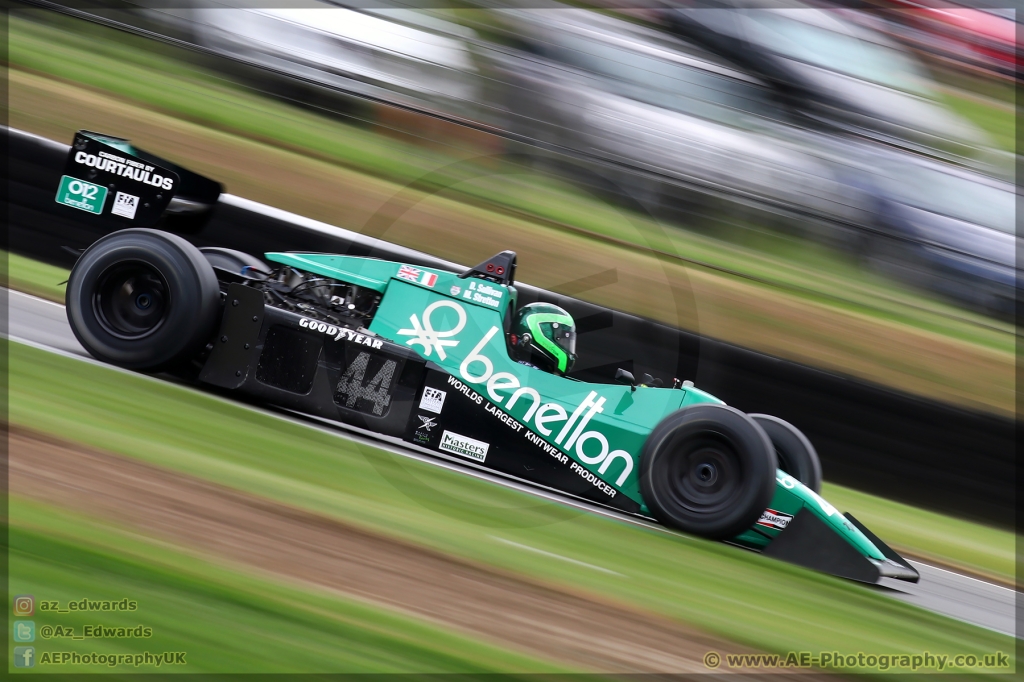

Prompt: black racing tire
[
  {"left": 199, "top": 247, "right": 271, "bottom": 277},
  {"left": 750, "top": 414, "right": 823, "bottom": 493},
  {"left": 66, "top": 229, "right": 221, "bottom": 371},
  {"left": 640, "top": 404, "right": 777, "bottom": 539}
]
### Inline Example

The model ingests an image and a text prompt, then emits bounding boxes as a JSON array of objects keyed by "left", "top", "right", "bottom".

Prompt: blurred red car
[{"left": 869, "top": 1, "right": 1016, "bottom": 79}]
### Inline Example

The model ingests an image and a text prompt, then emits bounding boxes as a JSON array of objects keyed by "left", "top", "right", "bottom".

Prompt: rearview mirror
[{"left": 615, "top": 368, "right": 636, "bottom": 392}]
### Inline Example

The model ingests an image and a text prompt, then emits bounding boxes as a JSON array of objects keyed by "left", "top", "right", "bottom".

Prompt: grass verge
[
  {"left": 8, "top": 341, "right": 1016, "bottom": 672},
  {"left": 4, "top": 250, "right": 70, "bottom": 302},
  {"left": 10, "top": 497, "right": 564, "bottom": 673},
  {"left": 822, "top": 484, "right": 1015, "bottom": 586},
  {"left": 937, "top": 88, "right": 1015, "bottom": 155}
]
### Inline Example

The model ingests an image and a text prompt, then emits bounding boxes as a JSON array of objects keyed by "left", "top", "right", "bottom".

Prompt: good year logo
[
  {"left": 299, "top": 317, "right": 384, "bottom": 349},
  {"left": 401, "top": 301, "right": 634, "bottom": 487}
]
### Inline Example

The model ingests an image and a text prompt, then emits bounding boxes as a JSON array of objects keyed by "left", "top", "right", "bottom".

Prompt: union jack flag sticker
[
  {"left": 397, "top": 265, "right": 422, "bottom": 282},
  {"left": 398, "top": 265, "right": 437, "bottom": 287}
]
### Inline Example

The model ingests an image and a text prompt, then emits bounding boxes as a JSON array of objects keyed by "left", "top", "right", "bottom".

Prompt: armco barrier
[{"left": 6, "top": 128, "right": 1015, "bottom": 526}]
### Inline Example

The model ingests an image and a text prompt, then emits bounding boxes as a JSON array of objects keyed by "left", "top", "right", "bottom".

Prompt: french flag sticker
[{"left": 420, "top": 271, "right": 438, "bottom": 288}]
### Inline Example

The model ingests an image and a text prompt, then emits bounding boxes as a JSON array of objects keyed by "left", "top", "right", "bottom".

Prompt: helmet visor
[
  {"left": 550, "top": 323, "right": 576, "bottom": 358},
  {"left": 528, "top": 313, "right": 577, "bottom": 374},
  {"left": 553, "top": 325, "right": 577, "bottom": 374}
]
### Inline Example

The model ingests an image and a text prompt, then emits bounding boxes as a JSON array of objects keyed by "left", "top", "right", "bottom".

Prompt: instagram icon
[{"left": 13, "top": 595, "right": 34, "bottom": 617}]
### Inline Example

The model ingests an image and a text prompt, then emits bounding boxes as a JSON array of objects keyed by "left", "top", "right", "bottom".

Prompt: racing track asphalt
[{"left": 4, "top": 288, "right": 1019, "bottom": 640}]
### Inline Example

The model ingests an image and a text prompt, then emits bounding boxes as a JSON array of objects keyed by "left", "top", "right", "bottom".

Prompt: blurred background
[{"left": 9, "top": 0, "right": 1017, "bottom": 417}]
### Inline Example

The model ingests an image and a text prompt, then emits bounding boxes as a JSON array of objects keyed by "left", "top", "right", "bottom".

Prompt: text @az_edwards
[
  {"left": 39, "top": 623, "right": 153, "bottom": 639},
  {"left": 703, "top": 650, "right": 1011, "bottom": 671}
]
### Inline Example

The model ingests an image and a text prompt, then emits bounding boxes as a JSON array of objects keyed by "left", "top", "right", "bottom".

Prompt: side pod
[{"left": 199, "top": 283, "right": 266, "bottom": 390}]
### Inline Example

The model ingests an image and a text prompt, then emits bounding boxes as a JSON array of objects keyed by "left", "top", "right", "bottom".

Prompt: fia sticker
[
  {"left": 111, "top": 192, "right": 140, "bottom": 219},
  {"left": 419, "top": 387, "right": 446, "bottom": 414}
]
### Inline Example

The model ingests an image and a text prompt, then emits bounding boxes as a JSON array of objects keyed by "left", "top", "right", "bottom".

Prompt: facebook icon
[{"left": 13, "top": 646, "right": 34, "bottom": 668}]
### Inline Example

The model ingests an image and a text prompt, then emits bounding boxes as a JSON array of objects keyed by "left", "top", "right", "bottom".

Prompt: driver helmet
[{"left": 510, "top": 302, "right": 577, "bottom": 375}]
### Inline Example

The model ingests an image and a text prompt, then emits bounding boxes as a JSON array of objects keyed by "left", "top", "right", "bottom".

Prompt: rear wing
[{"left": 56, "top": 130, "right": 222, "bottom": 228}]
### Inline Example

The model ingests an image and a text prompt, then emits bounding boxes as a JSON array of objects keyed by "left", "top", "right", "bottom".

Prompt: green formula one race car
[{"left": 60, "top": 131, "right": 918, "bottom": 584}]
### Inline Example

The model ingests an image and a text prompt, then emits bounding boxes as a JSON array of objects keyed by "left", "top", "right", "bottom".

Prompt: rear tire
[
  {"left": 750, "top": 414, "right": 822, "bottom": 493},
  {"left": 66, "top": 229, "right": 221, "bottom": 371},
  {"left": 200, "top": 247, "right": 271, "bottom": 278},
  {"left": 640, "top": 404, "right": 777, "bottom": 539}
]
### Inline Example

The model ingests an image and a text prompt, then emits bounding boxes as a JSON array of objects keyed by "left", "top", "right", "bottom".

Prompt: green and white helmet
[{"left": 510, "top": 302, "right": 578, "bottom": 375}]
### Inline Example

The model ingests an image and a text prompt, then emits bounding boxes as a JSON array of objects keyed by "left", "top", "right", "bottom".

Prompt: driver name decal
[{"left": 461, "top": 280, "right": 502, "bottom": 307}]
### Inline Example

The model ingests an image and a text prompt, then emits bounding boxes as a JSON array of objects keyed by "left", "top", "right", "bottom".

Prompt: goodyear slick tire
[
  {"left": 66, "top": 228, "right": 220, "bottom": 371},
  {"left": 641, "top": 404, "right": 777, "bottom": 539},
  {"left": 750, "top": 414, "right": 822, "bottom": 493}
]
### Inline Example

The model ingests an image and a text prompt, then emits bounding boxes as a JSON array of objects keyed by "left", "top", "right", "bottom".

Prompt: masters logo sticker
[
  {"left": 438, "top": 430, "right": 489, "bottom": 462},
  {"left": 56, "top": 176, "right": 107, "bottom": 215}
]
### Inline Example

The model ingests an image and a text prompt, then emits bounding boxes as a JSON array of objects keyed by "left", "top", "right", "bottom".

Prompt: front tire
[
  {"left": 749, "top": 414, "right": 822, "bottom": 493},
  {"left": 640, "top": 404, "right": 777, "bottom": 539},
  {"left": 66, "top": 229, "right": 221, "bottom": 371}
]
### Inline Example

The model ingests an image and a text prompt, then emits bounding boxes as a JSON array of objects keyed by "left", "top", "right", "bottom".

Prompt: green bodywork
[
  {"left": 268, "top": 253, "right": 396, "bottom": 292},
  {"left": 266, "top": 252, "right": 887, "bottom": 560},
  {"left": 81, "top": 131, "right": 139, "bottom": 156}
]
